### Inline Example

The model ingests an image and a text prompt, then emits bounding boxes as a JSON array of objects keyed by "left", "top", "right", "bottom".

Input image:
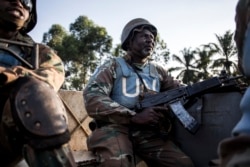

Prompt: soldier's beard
[{"left": 141, "top": 48, "right": 153, "bottom": 58}]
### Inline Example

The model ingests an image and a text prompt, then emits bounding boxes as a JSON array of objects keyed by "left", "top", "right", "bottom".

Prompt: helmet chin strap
[
  {"left": 0, "top": 13, "right": 28, "bottom": 32},
  {"left": 21, "top": 13, "right": 33, "bottom": 32}
]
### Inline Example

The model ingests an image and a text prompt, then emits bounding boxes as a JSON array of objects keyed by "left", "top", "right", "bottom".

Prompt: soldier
[
  {"left": 0, "top": 0, "right": 76, "bottom": 166},
  {"left": 83, "top": 18, "right": 194, "bottom": 167},
  {"left": 218, "top": 0, "right": 250, "bottom": 166}
]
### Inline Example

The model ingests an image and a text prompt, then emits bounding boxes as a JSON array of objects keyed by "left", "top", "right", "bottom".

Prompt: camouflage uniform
[
  {"left": 0, "top": 32, "right": 69, "bottom": 165},
  {"left": 84, "top": 54, "right": 194, "bottom": 167},
  {"left": 0, "top": 0, "right": 76, "bottom": 166},
  {"left": 0, "top": 33, "right": 64, "bottom": 91},
  {"left": 217, "top": 0, "right": 250, "bottom": 166}
]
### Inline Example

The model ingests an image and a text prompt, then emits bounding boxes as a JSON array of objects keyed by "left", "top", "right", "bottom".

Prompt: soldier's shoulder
[
  {"left": 36, "top": 43, "right": 57, "bottom": 54},
  {"left": 99, "top": 58, "right": 117, "bottom": 69},
  {"left": 35, "top": 43, "right": 64, "bottom": 65}
]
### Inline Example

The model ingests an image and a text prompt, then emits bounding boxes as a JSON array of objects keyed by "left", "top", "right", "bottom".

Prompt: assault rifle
[{"left": 135, "top": 74, "right": 243, "bottom": 134}]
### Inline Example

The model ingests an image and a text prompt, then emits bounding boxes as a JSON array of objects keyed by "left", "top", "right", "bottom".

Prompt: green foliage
[
  {"left": 194, "top": 44, "right": 218, "bottom": 80},
  {"left": 112, "top": 44, "right": 125, "bottom": 58},
  {"left": 169, "top": 30, "right": 240, "bottom": 84},
  {"left": 42, "top": 16, "right": 240, "bottom": 88},
  {"left": 43, "top": 16, "right": 113, "bottom": 90},
  {"left": 169, "top": 47, "right": 200, "bottom": 84},
  {"left": 42, "top": 24, "right": 67, "bottom": 46},
  {"left": 210, "top": 30, "right": 238, "bottom": 75}
]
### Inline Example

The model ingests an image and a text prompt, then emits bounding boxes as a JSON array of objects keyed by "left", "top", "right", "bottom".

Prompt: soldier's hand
[
  {"left": 153, "top": 106, "right": 169, "bottom": 114},
  {"left": 131, "top": 107, "right": 164, "bottom": 125},
  {"left": 0, "top": 67, "right": 18, "bottom": 86}
]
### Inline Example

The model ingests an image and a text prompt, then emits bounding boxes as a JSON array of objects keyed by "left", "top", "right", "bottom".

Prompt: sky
[{"left": 29, "top": 0, "right": 237, "bottom": 59}]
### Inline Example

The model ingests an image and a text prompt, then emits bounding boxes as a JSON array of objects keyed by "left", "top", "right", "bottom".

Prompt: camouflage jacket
[
  {"left": 83, "top": 54, "right": 179, "bottom": 125},
  {"left": 0, "top": 33, "right": 65, "bottom": 91}
]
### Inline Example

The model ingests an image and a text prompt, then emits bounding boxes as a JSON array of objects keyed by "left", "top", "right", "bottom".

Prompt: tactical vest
[
  {"left": 110, "top": 57, "right": 160, "bottom": 109},
  {"left": 0, "top": 36, "right": 34, "bottom": 120},
  {"left": 0, "top": 34, "right": 34, "bottom": 68},
  {"left": 0, "top": 42, "right": 25, "bottom": 122}
]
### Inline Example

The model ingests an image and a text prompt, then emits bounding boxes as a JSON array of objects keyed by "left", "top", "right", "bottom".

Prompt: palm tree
[
  {"left": 195, "top": 44, "right": 218, "bottom": 80},
  {"left": 210, "top": 30, "right": 238, "bottom": 75},
  {"left": 169, "top": 47, "right": 200, "bottom": 84}
]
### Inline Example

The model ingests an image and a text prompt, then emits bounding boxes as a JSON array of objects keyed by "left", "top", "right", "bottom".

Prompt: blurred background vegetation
[{"left": 42, "top": 16, "right": 240, "bottom": 90}]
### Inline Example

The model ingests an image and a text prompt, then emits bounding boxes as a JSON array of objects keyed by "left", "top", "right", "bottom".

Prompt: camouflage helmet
[
  {"left": 121, "top": 18, "right": 157, "bottom": 51},
  {"left": 20, "top": 0, "right": 37, "bottom": 33}
]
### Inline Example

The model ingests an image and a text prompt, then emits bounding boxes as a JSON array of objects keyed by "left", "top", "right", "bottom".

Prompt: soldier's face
[
  {"left": 0, "top": 0, "right": 30, "bottom": 30},
  {"left": 129, "top": 29, "right": 156, "bottom": 59}
]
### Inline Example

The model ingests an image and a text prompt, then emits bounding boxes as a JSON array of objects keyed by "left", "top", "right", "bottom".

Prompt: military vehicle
[
  {"left": 16, "top": 78, "right": 244, "bottom": 167},
  {"left": 3, "top": 38, "right": 243, "bottom": 167}
]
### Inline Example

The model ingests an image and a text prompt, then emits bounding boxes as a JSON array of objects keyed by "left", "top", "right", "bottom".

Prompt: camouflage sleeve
[
  {"left": 10, "top": 44, "right": 64, "bottom": 91},
  {"left": 155, "top": 64, "right": 180, "bottom": 91},
  {"left": 83, "top": 59, "right": 136, "bottom": 125}
]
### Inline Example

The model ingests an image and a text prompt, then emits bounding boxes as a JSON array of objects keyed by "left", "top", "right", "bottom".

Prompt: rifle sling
[{"left": 130, "top": 63, "right": 149, "bottom": 93}]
